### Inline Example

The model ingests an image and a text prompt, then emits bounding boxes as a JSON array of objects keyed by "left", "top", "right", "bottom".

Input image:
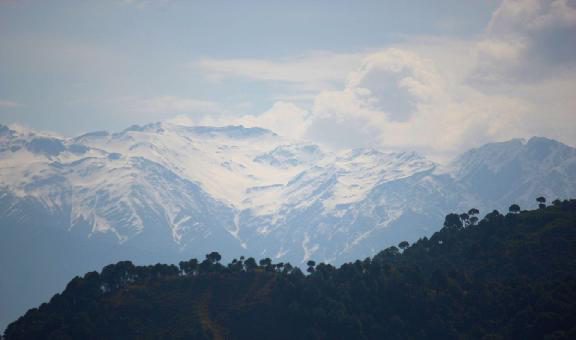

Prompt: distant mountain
[
  {"left": 452, "top": 137, "right": 576, "bottom": 206},
  {"left": 5, "top": 200, "right": 576, "bottom": 339},
  {"left": 1, "top": 122, "right": 575, "bottom": 329}
]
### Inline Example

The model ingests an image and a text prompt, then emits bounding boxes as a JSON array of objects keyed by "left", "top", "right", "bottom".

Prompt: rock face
[{"left": 1, "top": 122, "right": 575, "bottom": 329}]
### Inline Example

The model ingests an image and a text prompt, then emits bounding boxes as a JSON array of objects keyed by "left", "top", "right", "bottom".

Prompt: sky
[{"left": 0, "top": 0, "right": 575, "bottom": 160}]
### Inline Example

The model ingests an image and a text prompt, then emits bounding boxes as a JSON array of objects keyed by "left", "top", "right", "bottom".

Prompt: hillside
[{"left": 5, "top": 199, "right": 576, "bottom": 339}]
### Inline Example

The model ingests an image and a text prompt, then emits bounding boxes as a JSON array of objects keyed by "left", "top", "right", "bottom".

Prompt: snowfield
[{"left": 1, "top": 122, "right": 576, "bottom": 264}]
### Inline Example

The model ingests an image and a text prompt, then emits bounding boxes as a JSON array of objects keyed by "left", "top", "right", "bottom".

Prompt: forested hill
[{"left": 5, "top": 200, "right": 576, "bottom": 339}]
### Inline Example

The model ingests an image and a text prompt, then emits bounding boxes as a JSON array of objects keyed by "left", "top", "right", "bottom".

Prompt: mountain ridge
[
  {"left": 2, "top": 122, "right": 575, "bottom": 261},
  {"left": 1, "top": 121, "right": 576, "bottom": 330},
  {"left": 5, "top": 200, "right": 576, "bottom": 339}
]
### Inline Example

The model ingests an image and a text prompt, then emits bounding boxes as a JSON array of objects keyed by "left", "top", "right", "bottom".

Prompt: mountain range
[{"left": 1, "top": 121, "right": 576, "bottom": 329}]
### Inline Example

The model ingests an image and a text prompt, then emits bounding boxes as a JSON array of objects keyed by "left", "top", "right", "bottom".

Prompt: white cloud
[
  {"left": 474, "top": 38, "right": 527, "bottom": 63},
  {"left": 304, "top": 47, "right": 511, "bottom": 157},
  {"left": 181, "top": 0, "right": 576, "bottom": 160},
  {"left": 239, "top": 101, "right": 311, "bottom": 139},
  {"left": 193, "top": 51, "right": 363, "bottom": 92},
  {"left": 475, "top": 0, "right": 576, "bottom": 83},
  {"left": 176, "top": 101, "right": 311, "bottom": 141},
  {"left": 304, "top": 1, "right": 576, "bottom": 158},
  {"left": 488, "top": 0, "right": 576, "bottom": 34}
]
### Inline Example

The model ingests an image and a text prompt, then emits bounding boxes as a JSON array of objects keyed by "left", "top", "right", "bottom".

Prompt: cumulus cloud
[
  {"left": 181, "top": 0, "right": 575, "bottom": 161},
  {"left": 302, "top": 47, "right": 527, "bottom": 158},
  {"left": 488, "top": 0, "right": 576, "bottom": 34},
  {"left": 305, "top": 1, "right": 576, "bottom": 159},
  {"left": 173, "top": 101, "right": 311, "bottom": 141},
  {"left": 233, "top": 102, "right": 311, "bottom": 140},
  {"left": 473, "top": 0, "right": 576, "bottom": 83}
]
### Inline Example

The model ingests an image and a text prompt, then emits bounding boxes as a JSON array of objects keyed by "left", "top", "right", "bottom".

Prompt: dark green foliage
[
  {"left": 537, "top": 196, "right": 547, "bottom": 209},
  {"left": 470, "top": 215, "right": 479, "bottom": 225},
  {"left": 244, "top": 257, "right": 257, "bottom": 272},
  {"left": 468, "top": 208, "right": 480, "bottom": 216},
  {"left": 306, "top": 260, "right": 316, "bottom": 273},
  {"left": 398, "top": 240, "right": 410, "bottom": 250},
  {"left": 459, "top": 212, "right": 470, "bottom": 226},
  {"left": 443, "top": 212, "right": 463, "bottom": 229},
  {"left": 5, "top": 200, "right": 576, "bottom": 339},
  {"left": 468, "top": 208, "right": 480, "bottom": 226},
  {"left": 509, "top": 203, "right": 521, "bottom": 214},
  {"left": 205, "top": 252, "right": 222, "bottom": 264}
]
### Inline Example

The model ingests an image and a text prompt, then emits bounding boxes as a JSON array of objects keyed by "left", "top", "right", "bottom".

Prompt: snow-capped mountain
[
  {"left": 0, "top": 122, "right": 442, "bottom": 262},
  {"left": 452, "top": 137, "right": 576, "bottom": 207},
  {"left": 1, "top": 122, "right": 575, "bottom": 329},
  {"left": 2, "top": 123, "right": 576, "bottom": 262}
]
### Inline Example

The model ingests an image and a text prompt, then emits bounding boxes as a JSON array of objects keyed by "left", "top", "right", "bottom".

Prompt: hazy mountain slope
[
  {"left": 6, "top": 201, "right": 576, "bottom": 339},
  {"left": 452, "top": 137, "right": 576, "bottom": 209}
]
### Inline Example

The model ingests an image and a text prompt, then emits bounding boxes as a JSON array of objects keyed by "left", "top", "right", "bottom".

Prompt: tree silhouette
[
  {"left": 508, "top": 204, "right": 521, "bottom": 214},
  {"left": 485, "top": 210, "right": 502, "bottom": 222},
  {"left": 467, "top": 208, "right": 480, "bottom": 225},
  {"left": 378, "top": 246, "right": 400, "bottom": 259},
  {"left": 306, "top": 260, "right": 316, "bottom": 273},
  {"left": 468, "top": 208, "right": 480, "bottom": 216},
  {"left": 205, "top": 252, "right": 222, "bottom": 265},
  {"left": 459, "top": 213, "right": 470, "bottom": 227},
  {"left": 259, "top": 258, "right": 273, "bottom": 271},
  {"left": 443, "top": 213, "right": 463, "bottom": 230},
  {"left": 282, "top": 263, "right": 294, "bottom": 275},
  {"left": 244, "top": 257, "right": 257, "bottom": 272},
  {"left": 179, "top": 259, "right": 198, "bottom": 276},
  {"left": 398, "top": 241, "right": 410, "bottom": 251},
  {"left": 228, "top": 258, "right": 243, "bottom": 272},
  {"left": 537, "top": 196, "right": 546, "bottom": 209},
  {"left": 275, "top": 262, "right": 284, "bottom": 273}
]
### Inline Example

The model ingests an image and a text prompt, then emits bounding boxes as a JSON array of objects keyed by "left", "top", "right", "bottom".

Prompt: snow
[
  {"left": 302, "top": 232, "right": 319, "bottom": 263},
  {"left": 6, "top": 122, "right": 570, "bottom": 265},
  {"left": 0, "top": 122, "right": 439, "bottom": 246}
]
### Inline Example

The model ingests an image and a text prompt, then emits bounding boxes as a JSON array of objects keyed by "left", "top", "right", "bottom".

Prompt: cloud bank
[{"left": 183, "top": 0, "right": 575, "bottom": 161}]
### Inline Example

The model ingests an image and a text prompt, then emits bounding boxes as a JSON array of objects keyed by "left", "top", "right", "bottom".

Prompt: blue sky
[{"left": 0, "top": 0, "right": 574, "bottom": 159}]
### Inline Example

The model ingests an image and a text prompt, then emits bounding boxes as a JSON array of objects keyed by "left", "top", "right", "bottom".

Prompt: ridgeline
[{"left": 5, "top": 200, "right": 576, "bottom": 339}]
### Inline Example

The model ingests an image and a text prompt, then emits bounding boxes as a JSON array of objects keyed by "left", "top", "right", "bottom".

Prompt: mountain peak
[
  {"left": 452, "top": 136, "right": 574, "bottom": 167},
  {"left": 526, "top": 136, "right": 558, "bottom": 144},
  {"left": 525, "top": 136, "right": 571, "bottom": 151},
  {"left": 122, "top": 122, "right": 164, "bottom": 134}
]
